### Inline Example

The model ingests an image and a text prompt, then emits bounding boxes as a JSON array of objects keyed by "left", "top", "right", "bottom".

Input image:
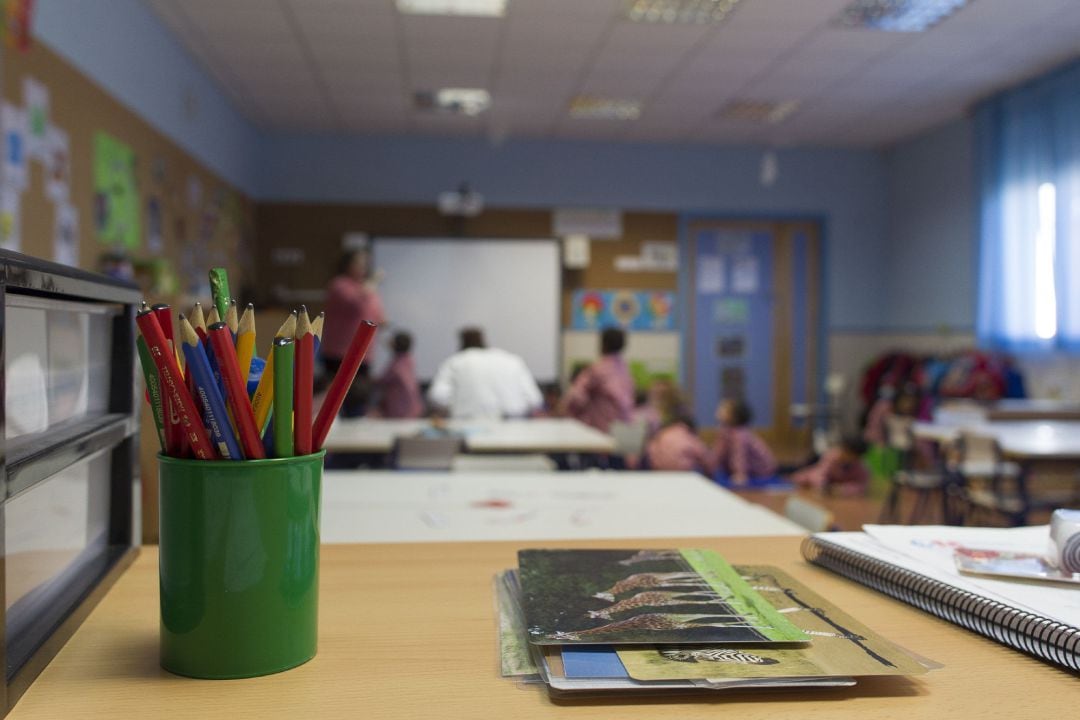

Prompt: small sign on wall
[{"left": 553, "top": 208, "right": 622, "bottom": 239}]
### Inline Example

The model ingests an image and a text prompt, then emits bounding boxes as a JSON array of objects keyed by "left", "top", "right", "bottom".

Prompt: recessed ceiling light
[
  {"left": 717, "top": 100, "right": 800, "bottom": 125},
  {"left": 569, "top": 96, "right": 642, "bottom": 121},
  {"left": 835, "top": 0, "right": 969, "bottom": 32},
  {"left": 415, "top": 88, "right": 491, "bottom": 116},
  {"left": 624, "top": 0, "right": 742, "bottom": 25},
  {"left": 396, "top": 0, "right": 506, "bottom": 17}
]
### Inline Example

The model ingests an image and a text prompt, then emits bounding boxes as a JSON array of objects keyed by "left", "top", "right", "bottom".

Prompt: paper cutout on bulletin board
[
  {"left": 2, "top": 102, "right": 28, "bottom": 191},
  {"left": 3, "top": 0, "right": 34, "bottom": 52},
  {"left": 713, "top": 298, "right": 748, "bottom": 325},
  {"left": 44, "top": 126, "right": 70, "bottom": 201},
  {"left": 23, "top": 76, "right": 49, "bottom": 160},
  {"left": 1, "top": 188, "right": 21, "bottom": 251},
  {"left": 732, "top": 255, "right": 759, "bottom": 294},
  {"left": 571, "top": 290, "right": 676, "bottom": 331},
  {"left": 93, "top": 131, "right": 141, "bottom": 249},
  {"left": 54, "top": 202, "right": 79, "bottom": 266},
  {"left": 697, "top": 255, "right": 725, "bottom": 294}
]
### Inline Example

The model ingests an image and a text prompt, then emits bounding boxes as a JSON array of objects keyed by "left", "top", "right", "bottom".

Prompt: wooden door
[{"left": 686, "top": 220, "right": 821, "bottom": 462}]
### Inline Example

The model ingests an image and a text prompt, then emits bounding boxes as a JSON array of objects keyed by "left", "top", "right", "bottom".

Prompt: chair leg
[{"left": 879, "top": 485, "right": 900, "bottom": 523}]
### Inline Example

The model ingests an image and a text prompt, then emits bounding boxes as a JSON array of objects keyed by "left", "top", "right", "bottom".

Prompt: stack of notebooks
[{"left": 496, "top": 548, "right": 931, "bottom": 696}]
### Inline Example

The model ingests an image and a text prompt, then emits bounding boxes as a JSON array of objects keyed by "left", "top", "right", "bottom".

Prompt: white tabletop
[
  {"left": 321, "top": 417, "right": 616, "bottom": 454},
  {"left": 320, "top": 470, "right": 804, "bottom": 544},
  {"left": 913, "top": 420, "right": 1080, "bottom": 460}
]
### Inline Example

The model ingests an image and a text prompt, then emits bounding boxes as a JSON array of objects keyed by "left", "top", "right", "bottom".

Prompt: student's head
[
  {"left": 666, "top": 412, "right": 697, "bottom": 433},
  {"left": 600, "top": 327, "right": 626, "bottom": 355},
  {"left": 838, "top": 436, "right": 868, "bottom": 461},
  {"left": 717, "top": 398, "right": 752, "bottom": 427},
  {"left": 338, "top": 249, "right": 370, "bottom": 280},
  {"left": 391, "top": 331, "right": 412, "bottom": 356},
  {"left": 460, "top": 327, "right": 485, "bottom": 350}
]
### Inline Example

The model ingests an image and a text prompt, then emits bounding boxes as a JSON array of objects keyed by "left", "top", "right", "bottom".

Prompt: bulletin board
[{"left": 1, "top": 39, "right": 255, "bottom": 297}]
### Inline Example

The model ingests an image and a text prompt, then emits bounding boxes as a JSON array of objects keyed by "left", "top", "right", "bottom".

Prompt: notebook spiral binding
[{"left": 801, "top": 537, "right": 1080, "bottom": 672}]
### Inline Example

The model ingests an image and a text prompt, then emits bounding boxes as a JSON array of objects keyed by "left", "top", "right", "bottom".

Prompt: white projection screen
[{"left": 373, "top": 238, "right": 561, "bottom": 382}]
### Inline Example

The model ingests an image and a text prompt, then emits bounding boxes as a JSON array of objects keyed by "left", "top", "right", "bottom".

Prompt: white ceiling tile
[{"left": 145, "top": 0, "right": 1080, "bottom": 148}]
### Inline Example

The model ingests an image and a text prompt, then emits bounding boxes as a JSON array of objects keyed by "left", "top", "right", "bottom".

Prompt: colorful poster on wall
[
  {"left": 571, "top": 290, "right": 676, "bottom": 331},
  {"left": 23, "top": 76, "right": 49, "bottom": 160},
  {"left": 54, "top": 202, "right": 78, "bottom": 266},
  {"left": 0, "top": 188, "right": 20, "bottom": 251},
  {"left": 44, "top": 125, "right": 69, "bottom": 201},
  {"left": 2, "top": 102, "right": 28, "bottom": 191},
  {"left": 93, "top": 131, "right": 140, "bottom": 249}
]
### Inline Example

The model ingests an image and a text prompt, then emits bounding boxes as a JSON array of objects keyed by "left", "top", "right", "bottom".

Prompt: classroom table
[
  {"left": 912, "top": 420, "right": 1080, "bottom": 460},
  {"left": 10, "top": 536, "right": 1078, "bottom": 719},
  {"left": 321, "top": 417, "right": 616, "bottom": 455},
  {"left": 320, "top": 470, "right": 804, "bottom": 543},
  {"left": 987, "top": 399, "right": 1080, "bottom": 422}
]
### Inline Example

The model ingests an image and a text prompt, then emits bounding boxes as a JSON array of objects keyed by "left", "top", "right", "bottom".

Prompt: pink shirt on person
[
  {"left": 322, "top": 275, "right": 386, "bottom": 361},
  {"left": 563, "top": 354, "right": 635, "bottom": 432},
  {"left": 711, "top": 427, "right": 778, "bottom": 480},
  {"left": 376, "top": 354, "right": 423, "bottom": 419},
  {"left": 646, "top": 423, "right": 710, "bottom": 473}
]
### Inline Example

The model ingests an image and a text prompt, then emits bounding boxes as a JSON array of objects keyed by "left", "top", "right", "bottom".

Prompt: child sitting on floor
[
  {"left": 791, "top": 437, "right": 870, "bottom": 497},
  {"left": 645, "top": 414, "right": 710, "bottom": 473},
  {"left": 711, "top": 399, "right": 779, "bottom": 487}
]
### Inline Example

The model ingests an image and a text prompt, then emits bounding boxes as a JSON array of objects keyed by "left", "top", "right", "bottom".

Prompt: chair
[
  {"left": 879, "top": 416, "right": 958, "bottom": 524},
  {"left": 784, "top": 495, "right": 835, "bottom": 533},
  {"left": 609, "top": 418, "right": 648, "bottom": 457},
  {"left": 391, "top": 436, "right": 461, "bottom": 471},
  {"left": 953, "top": 432, "right": 1078, "bottom": 526}
]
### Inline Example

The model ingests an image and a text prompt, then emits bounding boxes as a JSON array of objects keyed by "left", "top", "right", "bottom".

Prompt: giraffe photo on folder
[{"left": 517, "top": 549, "right": 808, "bottom": 645}]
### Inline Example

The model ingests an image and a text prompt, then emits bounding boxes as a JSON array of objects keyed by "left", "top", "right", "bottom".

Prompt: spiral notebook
[{"left": 801, "top": 525, "right": 1080, "bottom": 671}]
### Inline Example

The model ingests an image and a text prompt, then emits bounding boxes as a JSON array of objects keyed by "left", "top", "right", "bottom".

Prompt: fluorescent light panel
[
  {"left": 397, "top": 0, "right": 506, "bottom": 18},
  {"left": 718, "top": 100, "right": 800, "bottom": 125},
  {"left": 836, "top": 0, "right": 970, "bottom": 32},
  {"left": 624, "top": 0, "right": 742, "bottom": 25},
  {"left": 415, "top": 88, "right": 491, "bottom": 116},
  {"left": 569, "top": 97, "right": 642, "bottom": 121}
]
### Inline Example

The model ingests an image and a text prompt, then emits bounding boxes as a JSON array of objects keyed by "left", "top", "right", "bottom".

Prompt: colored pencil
[
  {"left": 136, "top": 309, "right": 216, "bottom": 459},
  {"left": 294, "top": 308, "right": 314, "bottom": 456},
  {"left": 273, "top": 337, "right": 295, "bottom": 458},
  {"left": 136, "top": 335, "right": 167, "bottom": 452},
  {"left": 225, "top": 299, "right": 239, "bottom": 340},
  {"left": 252, "top": 310, "right": 298, "bottom": 432},
  {"left": 152, "top": 303, "right": 185, "bottom": 454},
  {"left": 190, "top": 302, "right": 208, "bottom": 340},
  {"left": 206, "top": 306, "right": 221, "bottom": 327},
  {"left": 209, "top": 267, "right": 231, "bottom": 320},
  {"left": 311, "top": 312, "right": 325, "bottom": 357},
  {"left": 312, "top": 320, "right": 378, "bottom": 451},
  {"left": 179, "top": 316, "right": 244, "bottom": 460},
  {"left": 207, "top": 322, "right": 265, "bottom": 460},
  {"left": 236, "top": 303, "right": 256, "bottom": 384}
]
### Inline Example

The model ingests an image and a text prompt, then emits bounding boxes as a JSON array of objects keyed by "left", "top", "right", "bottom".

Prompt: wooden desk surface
[{"left": 10, "top": 537, "right": 1078, "bottom": 719}]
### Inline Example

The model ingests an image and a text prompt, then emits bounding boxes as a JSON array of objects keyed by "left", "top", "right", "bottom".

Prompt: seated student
[
  {"left": 644, "top": 414, "right": 710, "bottom": 473},
  {"left": 710, "top": 399, "right": 779, "bottom": 487},
  {"left": 374, "top": 331, "right": 423, "bottom": 419},
  {"left": 427, "top": 327, "right": 543, "bottom": 420},
  {"left": 791, "top": 437, "right": 870, "bottom": 497},
  {"left": 561, "top": 327, "right": 635, "bottom": 432},
  {"left": 635, "top": 377, "right": 680, "bottom": 436}
]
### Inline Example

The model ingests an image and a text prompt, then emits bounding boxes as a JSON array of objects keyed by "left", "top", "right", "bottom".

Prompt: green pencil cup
[{"left": 158, "top": 451, "right": 324, "bottom": 679}]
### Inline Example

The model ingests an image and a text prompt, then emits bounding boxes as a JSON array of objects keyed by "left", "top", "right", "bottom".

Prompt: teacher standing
[{"left": 322, "top": 249, "right": 386, "bottom": 417}]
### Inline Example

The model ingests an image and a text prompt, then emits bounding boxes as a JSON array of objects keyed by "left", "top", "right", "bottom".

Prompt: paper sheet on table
[{"left": 823, "top": 525, "right": 1080, "bottom": 629}]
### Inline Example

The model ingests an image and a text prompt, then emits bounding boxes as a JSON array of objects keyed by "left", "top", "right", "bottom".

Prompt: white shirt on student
[{"left": 427, "top": 347, "right": 543, "bottom": 420}]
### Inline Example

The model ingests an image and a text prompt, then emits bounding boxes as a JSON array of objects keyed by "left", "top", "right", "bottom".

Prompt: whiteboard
[{"left": 373, "top": 238, "right": 560, "bottom": 381}]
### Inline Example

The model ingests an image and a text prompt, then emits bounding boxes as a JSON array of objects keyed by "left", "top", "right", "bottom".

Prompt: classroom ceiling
[{"left": 143, "top": 0, "right": 1080, "bottom": 148}]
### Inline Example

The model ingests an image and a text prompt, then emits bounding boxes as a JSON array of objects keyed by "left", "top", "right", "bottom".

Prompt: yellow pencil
[
  {"left": 225, "top": 299, "right": 239, "bottom": 336},
  {"left": 236, "top": 303, "right": 256, "bottom": 384},
  {"left": 252, "top": 310, "right": 298, "bottom": 432}
]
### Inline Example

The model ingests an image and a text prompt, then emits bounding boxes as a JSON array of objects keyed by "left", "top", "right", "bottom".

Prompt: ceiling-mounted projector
[{"left": 438, "top": 183, "right": 484, "bottom": 217}]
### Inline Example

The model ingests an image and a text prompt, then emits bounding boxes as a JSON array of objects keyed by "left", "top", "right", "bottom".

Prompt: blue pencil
[{"left": 179, "top": 315, "right": 244, "bottom": 460}]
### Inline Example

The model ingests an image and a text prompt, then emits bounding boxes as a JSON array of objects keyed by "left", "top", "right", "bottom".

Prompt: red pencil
[
  {"left": 207, "top": 322, "right": 265, "bottom": 460},
  {"left": 293, "top": 308, "right": 314, "bottom": 456},
  {"left": 136, "top": 309, "right": 216, "bottom": 460},
  {"left": 152, "top": 303, "right": 185, "bottom": 455},
  {"left": 312, "top": 320, "right": 377, "bottom": 451}
]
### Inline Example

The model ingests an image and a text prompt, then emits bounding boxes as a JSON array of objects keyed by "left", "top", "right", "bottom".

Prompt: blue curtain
[{"left": 976, "top": 60, "right": 1080, "bottom": 353}]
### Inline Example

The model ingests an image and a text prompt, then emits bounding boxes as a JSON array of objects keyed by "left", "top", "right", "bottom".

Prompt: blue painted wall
[
  {"left": 883, "top": 118, "right": 976, "bottom": 330},
  {"left": 258, "top": 132, "right": 890, "bottom": 329},
  {"left": 33, "top": 0, "right": 261, "bottom": 193}
]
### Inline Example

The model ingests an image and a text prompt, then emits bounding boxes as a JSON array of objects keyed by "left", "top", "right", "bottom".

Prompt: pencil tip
[{"left": 247, "top": 302, "right": 254, "bottom": 309}]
